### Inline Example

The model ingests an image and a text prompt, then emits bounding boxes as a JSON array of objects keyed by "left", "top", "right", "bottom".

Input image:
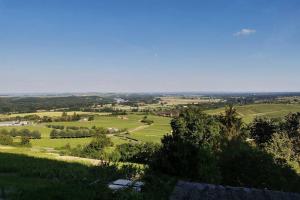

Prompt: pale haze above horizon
[{"left": 0, "top": 0, "right": 300, "bottom": 93}]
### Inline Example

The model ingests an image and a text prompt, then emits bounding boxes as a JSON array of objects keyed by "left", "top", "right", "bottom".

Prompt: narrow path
[{"left": 128, "top": 124, "right": 150, "bottom": 133}]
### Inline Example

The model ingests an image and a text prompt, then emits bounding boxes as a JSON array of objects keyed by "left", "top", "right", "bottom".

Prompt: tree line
[
  {"left": 147, "top": 106, "right": 300, "bottom": 193},
  {"left": 0, "top": 128, "right": 41, "bottom": 139},
  {"left": 49, "top": 127, "right": 119, "bottom": 139}
]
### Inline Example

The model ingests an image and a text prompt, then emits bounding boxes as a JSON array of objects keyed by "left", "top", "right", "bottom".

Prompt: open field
[
  {"left": 159, "top": 96, "right": 222, "bottom": 105},
  {"left": 2, "top": 103, "right": 300, "bottom": 150},
  {"left": 206, "top": 103, "right": 300, "bottom": 123},
  {"left": 0, "top": 113, "right": 171, "bottom": 150},
  {"left": 130, "top": 116, "right": 171, "bottom": 142},
  {"left": 0, "top": 111, "right": 106, "bottom": 119}
]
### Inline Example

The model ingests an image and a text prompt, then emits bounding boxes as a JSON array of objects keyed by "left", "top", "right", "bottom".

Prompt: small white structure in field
[
  {"left": 108, "top": 179, "right": 144, "bottom": 192},
  {"left": 0, "top": 121, "right": 29, "bottom": 127}
]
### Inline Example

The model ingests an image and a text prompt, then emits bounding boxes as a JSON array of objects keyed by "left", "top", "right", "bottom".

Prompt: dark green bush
[
  {"left": 0, "top": 134, "right": 13, "bottom": 145},
  {"left": 116, "top": 142, "right": 160, "bottom": 164}
]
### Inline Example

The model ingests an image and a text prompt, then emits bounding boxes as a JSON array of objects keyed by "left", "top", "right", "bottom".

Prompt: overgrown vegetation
[
  {"left": 0, "top": 129, "right": 41, "bottom": 139},
  {"left": 149, "top": 106, "right": 300, "bottom": 192}
]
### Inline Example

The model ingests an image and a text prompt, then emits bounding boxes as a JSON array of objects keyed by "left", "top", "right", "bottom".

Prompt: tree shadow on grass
[
  {"left": 0, "top": 152, "right": 142, "bottom": 200},
  {"left": 219, "top": 138, "right": 300, "bottom": 193}
]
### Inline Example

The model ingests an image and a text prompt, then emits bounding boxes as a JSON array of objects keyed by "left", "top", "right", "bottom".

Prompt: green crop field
[
  {"left": 47, "top": 114, "right": 146, "bottom": 129},
  {"left": 0, "top": 111, "right": 104, "bottom": 119},
  {"left": 206, "top": 103, "right": 300, "bottom": 123},
  {"left": 130, "top": 115, "right": 171, "bottom": 143},
  {"left": 0, "top": 113, "right": 171, "bottom": 149}
]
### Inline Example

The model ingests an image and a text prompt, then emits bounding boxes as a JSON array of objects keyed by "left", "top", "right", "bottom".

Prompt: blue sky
[{"left": 0, "top": 0, "right": 300, "bottom": 93}]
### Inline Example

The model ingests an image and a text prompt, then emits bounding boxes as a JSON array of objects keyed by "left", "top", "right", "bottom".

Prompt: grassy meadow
[
  {"left": 206, "top": 103, "right": 300, "bottom": 123},
  {"left": 0, "top": 112, "right": 171, "bottom": 150}
]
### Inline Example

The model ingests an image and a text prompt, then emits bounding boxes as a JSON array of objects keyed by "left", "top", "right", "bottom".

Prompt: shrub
[
  {"left": 0, "top": 128, "right": 41, "bottom": 139},
  {"left": 141, "top": 116, "right": 154, "bottom": 125},
  {"left": 219, "top": 138, "right": 300, "bottom": 192},
  {"left": 249, "top": 118, "right": 278, "bottom": 146},
  {"left": 264, "top": 132, "right": 295, "bottom": 162},
  {"left": 20, "top": 136, "right": 31, "bottom": 147},
  {"left": 0, "top": 134, "right": 13, "bottom": 145},
  {"left": 116, "top": 142, "right": 160, "bottom": 164},
  {"left": 151, "top": 135, "right": 221, "bottom": 183}
]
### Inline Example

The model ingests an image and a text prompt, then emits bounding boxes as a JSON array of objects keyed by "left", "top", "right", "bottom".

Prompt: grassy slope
[
  {"left": 206, "top": 103, "right": 300, "bottom": 123},
  {"left": 130, "top": 115, "right": 171, "bottom": 143}
]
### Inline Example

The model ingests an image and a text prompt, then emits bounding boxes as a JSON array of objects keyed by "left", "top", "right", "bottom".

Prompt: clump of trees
[
  {"left": 141, "top": 116, "right": 154, "bottom": 125},
  {"left": 0, "top": 134, "right": 13, "bottom": 145},
  {"left": 0, "top": 128, "right": 41, "bottom": 139},
  {"left": 115, "top": 142, "right": 160, "bottom": 164},
  {"left": 0, "top": 131, "right": 32, "bottom": 147},
  {"left": 46, "top": 125, "right": 65, "bottom": 129},
  {"left": 50, "top": 129, "right": 95, "bottom": 139},
  {"left": 149, "top": 106, "right": 300, "bottom": 192},
  {"left": 50, "top": 127, "right": 111, "bottom": 139},
  {"left": 62, "top": 131, "right": 113, "bottom": 159},
  {"left": 20, "top": 136, "right": 31, "bottom": 147}
]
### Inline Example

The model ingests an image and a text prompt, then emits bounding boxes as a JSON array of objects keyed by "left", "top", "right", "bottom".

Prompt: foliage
[
  {"left": 46, "top": 124, "right": 65, "bottom": 129},
  {"left": 284, "top": 112, "right": 300, "bottom": 138},
  {"left": 151, "top": 135, "right": 221, "bottom": 183},
  {"left": 20, "top": 136, "right": 31, "bottom": 147},
  {"left": 0, "top": 152, "right": 145, "bottom": 200},
  {"left": 50, "top": 129, "right": 95, "bottom": 139},
  {"left": 141, "top": 116, "right": 154, "bottom": 125},
  {"left": 264, "top": 132, "right": 294, "bottom": 162},
  {"left": 1, "top": 128, "right": 41, "bottom": 139},
  {"left": 219, "top": 138, "right": 300, "bottom": 192},
  {"left": 249, "top": 117, "right": 278, "bottom": 145},
  {"left": 0, "top": 134, "right": 13, "bottom": 145},
  {"left": 116, "top": 142, "right": 160, "bottom": 164},
  {"left": 151, "top": 106, "right": 300, "bottom": 192},
  {"left": 218, "top": 105, "right": 243, "bottom": 139},
  {"left": 170, "top": 107, "right": 221, "bottom": 148},
  {"left": 64, "top": 133, "right": 113, "bottom": 159},
  {"left": 150, "top": 107, "right": 222, "bottom": 183}
]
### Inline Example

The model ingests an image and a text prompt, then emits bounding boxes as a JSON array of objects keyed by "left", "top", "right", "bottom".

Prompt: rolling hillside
[{"left": 206, "top": 103, "right": 300, "bottom": 123}]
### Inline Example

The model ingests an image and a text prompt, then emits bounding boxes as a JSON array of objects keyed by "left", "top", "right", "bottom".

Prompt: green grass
[
  {"left": 31, "top": 138, "right": 92, "bottom": 148},
  {"left": 0, "top": 113, "right": 171, "bottom": 149},
  {"left": 31, "top": 136, "right": 127, "bottom": 149},
  {"left": 3, "top": 125, "right": 52, "bottom": 137},
  {"left": 206, "top": 103, "right": 300, "bottom": 123},
  {"left": 47, "top": 114, "right": 145, "bottom": 129},
  {"left": 0, "top": 151, "right": 131, "bottom": 200},
  {"left": 130, "top": 116, "right": 171, "bottom": 143}
]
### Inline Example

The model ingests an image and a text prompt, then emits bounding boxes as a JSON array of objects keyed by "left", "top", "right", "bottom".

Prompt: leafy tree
[
  {"left": 170, "top": 107, "right": 221, "bottom": 148},
  {"left": 249, "top": 118, "right": 278, "bottom": 146},
  {"left": 150, "top": 107, "right": 221, "bottom": 183},
  {"left": 20, "top": 136, "right": 31, "bottom": 146},
  {"left": 219, "top": 138, "right": 300, "bottom": 192},
  {"left": 0, "top": 134, "right": 13, "bottom": 145},
  {"left": 116, "top": 142, "right": 160, "bottom": 164},
  {"left": 264, "top": 133, "right": 294, "bottom": 162},
  {"left": 284, "top": 112, "right": 300, "bottom": 138},
  {"left": 85, "top": 134, "right": 113, "bottom": 152},
  {"left": 218, "top": 105, "right": 243, "bottom": 139}
]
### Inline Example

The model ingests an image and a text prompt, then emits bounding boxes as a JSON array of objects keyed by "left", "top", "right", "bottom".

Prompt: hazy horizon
[{"left": 1, "top": 0, "right": 300, "bottom": 93}]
